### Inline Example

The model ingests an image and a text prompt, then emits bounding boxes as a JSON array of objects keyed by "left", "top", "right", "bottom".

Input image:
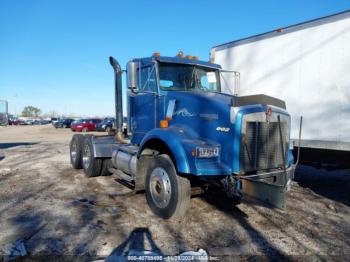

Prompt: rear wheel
[
  {"left": 82, "top": 136, "right": 102, "bottom": 177},
  {"left": 145, "top": 154, "right": 191, "bottom": 219},
  {"left": 70, "top": 134, "right": 84, "bottom": 169},
  {"left": 100, "top": 159, "right": 113, "bottom": 176}
]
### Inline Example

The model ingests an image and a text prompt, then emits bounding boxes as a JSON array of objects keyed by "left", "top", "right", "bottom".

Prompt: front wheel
[{"left": 145, "top": 154, "right": 191, "bottom": 219}]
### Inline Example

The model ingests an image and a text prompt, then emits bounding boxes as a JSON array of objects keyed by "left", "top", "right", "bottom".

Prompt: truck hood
[{"left": 166, "top": 90, "right": 235, "bottom": 138}]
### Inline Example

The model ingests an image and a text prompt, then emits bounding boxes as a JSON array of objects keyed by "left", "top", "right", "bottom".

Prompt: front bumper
[{"left": 239, "top": 165, "right": 296, "bottom": 209}]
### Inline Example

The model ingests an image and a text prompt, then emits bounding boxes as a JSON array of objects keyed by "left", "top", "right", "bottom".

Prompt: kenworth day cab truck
[{"left": 69, "top": 53, "right": 300, "bottom": 219}]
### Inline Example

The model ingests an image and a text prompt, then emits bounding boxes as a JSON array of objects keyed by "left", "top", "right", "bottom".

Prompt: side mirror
[{"left": 127, "top": 61, "right": 139, "bottom": 93}]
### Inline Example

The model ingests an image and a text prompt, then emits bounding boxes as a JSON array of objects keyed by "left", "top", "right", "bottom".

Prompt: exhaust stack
[{"left": 109, "top": 56, "right": 128, "bottom": 143}]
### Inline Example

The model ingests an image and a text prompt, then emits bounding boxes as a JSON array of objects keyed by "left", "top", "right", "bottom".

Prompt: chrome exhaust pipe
[{"left": 109, "top": 56, "right": 128, "bottom": 144}]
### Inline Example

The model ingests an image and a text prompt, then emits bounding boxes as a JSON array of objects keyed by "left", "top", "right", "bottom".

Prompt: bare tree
[{"left": 21, "top": 106, "right": 41, "bottom": 117}]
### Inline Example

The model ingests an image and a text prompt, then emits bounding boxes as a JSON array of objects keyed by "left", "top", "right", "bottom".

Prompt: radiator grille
[{"left": 240, "top": 121, "right": 288, "bottom": 172}]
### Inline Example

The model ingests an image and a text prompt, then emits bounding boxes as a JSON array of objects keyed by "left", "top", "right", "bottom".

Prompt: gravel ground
[{"left": 0, "top": 125, "right": 349, "bottom": 261}]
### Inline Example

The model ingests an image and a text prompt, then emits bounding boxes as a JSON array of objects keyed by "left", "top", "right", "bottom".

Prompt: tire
[
  {"left": 145, "top": 154, "right": 191, "bottom": 219},
  {"left": 82, "top": 135, "right": 102, "bottom": 177},
  {"left": 70, "top": 134, "right": 84, "bottom": 169},
  {"left": 100, "top": 159, "right": 113, "bottom": 176}
]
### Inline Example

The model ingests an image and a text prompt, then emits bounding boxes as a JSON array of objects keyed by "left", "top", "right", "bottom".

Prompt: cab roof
[{"left": 132, "top": 56, "right": 222, "bottom": 70}]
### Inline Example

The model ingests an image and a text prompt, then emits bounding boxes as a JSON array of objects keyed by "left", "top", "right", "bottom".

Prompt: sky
[{"left": 0, "top": 0, "right": 349, "bottom": 117}]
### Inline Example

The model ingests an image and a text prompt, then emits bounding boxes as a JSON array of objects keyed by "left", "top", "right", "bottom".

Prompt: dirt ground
[{"left": 0, "top": 125, "right": 349, "bottom": 261}]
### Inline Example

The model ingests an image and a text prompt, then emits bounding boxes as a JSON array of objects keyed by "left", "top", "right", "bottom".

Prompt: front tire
[
  {"left": 145, "top": 154, "right": 191, "bottom": 219},
  {"left": 70, "top": 134, "right": 84, "bottom": 169},
  {"left": 82, "top": 135, "right": 102, "bottom": 177}
]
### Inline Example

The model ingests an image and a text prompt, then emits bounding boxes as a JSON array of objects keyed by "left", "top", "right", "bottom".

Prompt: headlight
[
  {"left": 196, "top": 146, "right": 220, "bottom": 158},
  {"left": 102, "top": 124, "right": 106, "bottom": 128}
]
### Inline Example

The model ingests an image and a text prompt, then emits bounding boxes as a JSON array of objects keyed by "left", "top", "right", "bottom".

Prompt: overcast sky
[{"left": 1, "top": 0, "right": 349, "bottom": 116}]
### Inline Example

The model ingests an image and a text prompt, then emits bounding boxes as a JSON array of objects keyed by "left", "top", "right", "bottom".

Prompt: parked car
[
  {"left": 70, "top": 118, "right": 101, "bottom": 132},
  {"left": 51, "top": 118, "right": 59, "bottom": 125},
  {"left": 24, "top": 119, "right": 35, "bottom": 125},
  {"left": 9, "top": 119, "right": 25, "bottom": 125},
  {"left": 33, "top": 119, "right": 50, "bottom": 125},
  {"left": 54, "top": 118, "right": 75, "bottom": 128},
  {"left": 96, "top": 117, "right": 115, "bottom": 132}
]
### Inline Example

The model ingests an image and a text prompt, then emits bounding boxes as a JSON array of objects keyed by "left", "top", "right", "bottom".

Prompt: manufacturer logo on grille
[{"left": 266, "top": 107, "right": 272, "bottom": 122}]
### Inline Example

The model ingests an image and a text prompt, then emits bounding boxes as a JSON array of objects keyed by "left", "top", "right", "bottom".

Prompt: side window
[{"left": 138, "top": 65, "right": 157, "bottom": 92}]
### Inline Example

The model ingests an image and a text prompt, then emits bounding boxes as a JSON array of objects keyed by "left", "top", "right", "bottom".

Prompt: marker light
[
  {"left": 177, "top": 51, "right": 184, "bottom": 58},
  {"left": 160, "top": 120, "right": 168, "bottom": 128},
  {"left": 153, "top": 52, "right": 161, "bottom": 57},
  {"left": 276, "top": 28, "right": 284, "bottom": 33}
]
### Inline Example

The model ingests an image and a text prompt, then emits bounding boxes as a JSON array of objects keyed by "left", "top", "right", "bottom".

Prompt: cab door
[{"left": 129, "top": 62, "right": 158, "bottom": 144}]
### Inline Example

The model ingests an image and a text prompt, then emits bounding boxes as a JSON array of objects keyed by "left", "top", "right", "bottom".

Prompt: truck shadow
[
  {"left": 0, "top": 142, "right": 37, "bottom": 149},
  {"left": 106, "top": 227, "right": 163, "bottom": 261},
  {"left": 199, "top": 189, "right": 292, "bottom": 261},
  {"left": 294, "top": 165, "right": 350, "bottom": 206}
]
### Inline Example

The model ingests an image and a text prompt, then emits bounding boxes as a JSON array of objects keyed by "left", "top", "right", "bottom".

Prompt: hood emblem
[{"left": 175, "top": 108, "right": 196, "bottom": 117}]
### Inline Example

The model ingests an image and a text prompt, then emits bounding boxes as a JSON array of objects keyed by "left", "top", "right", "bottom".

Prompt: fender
[{"left": 138, "top": 126, "right": 197, "bottom": 174}]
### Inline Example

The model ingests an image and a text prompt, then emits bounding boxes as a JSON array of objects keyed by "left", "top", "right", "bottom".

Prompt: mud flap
[{"left": 241, "top": 165, "right": 295, "bottom": 209}]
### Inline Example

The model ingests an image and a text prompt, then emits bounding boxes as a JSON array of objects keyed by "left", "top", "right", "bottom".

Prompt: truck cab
[{"left": 69, "top": 53, "right": 296, "bottom": 219}]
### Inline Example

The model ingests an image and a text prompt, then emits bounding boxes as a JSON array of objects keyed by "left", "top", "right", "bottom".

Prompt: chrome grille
[{"left": 240, "top": 121, "right": 289, "bottom": 172}]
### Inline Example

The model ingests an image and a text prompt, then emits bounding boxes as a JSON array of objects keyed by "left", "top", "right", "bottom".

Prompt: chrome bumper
[{"left": 239, "top": 165, "right": 296, "bottom": 209}]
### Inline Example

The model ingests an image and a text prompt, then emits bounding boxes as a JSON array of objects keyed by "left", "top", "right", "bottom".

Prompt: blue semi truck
[{"left": 69, "top": 53, "right": 299, "bottom": 219}]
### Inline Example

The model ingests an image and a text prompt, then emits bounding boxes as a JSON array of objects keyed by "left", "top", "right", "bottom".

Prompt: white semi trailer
[{"left": 211, "top": 10, "right": 350, "bottom": 152}]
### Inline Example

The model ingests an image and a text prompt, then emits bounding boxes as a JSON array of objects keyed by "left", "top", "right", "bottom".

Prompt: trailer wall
[{"left": 212, "top": 12, "right": 350, "bottom": 150}]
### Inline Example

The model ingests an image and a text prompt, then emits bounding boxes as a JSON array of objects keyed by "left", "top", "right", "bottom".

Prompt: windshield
[{"left": 158, "top": 63, "right": 221, "bottom": 92}]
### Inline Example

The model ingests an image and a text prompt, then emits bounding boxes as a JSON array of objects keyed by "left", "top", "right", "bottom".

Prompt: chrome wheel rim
[
  {"left": 71, "top": 142, "right": 77, "bottom": 163},
  {"left": 150, "top": 167, "right": 172, "bottom": 208},
  {"left": 82, "top": 144, "right": 90, "bottom": 169}
]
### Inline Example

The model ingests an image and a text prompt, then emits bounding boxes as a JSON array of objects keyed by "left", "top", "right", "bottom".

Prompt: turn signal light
[
  {"left": 160, "top": 120, "right": 168, "bottom": 128},
  {"left": 153, "top": 52, "right": 161, "bottom": 57}
]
